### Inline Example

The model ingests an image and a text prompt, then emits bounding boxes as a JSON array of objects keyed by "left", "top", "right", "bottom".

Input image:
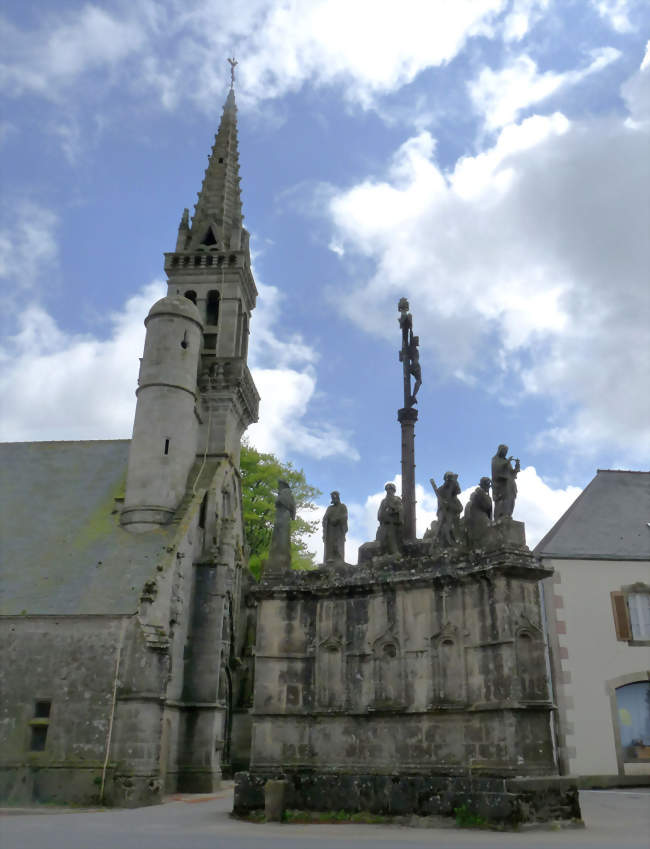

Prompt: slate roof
[
  {"left": 0, "top": 440, "right": 174, "bottom": 616},
  {"left": 534, "top": 470, "right": 650, "bottom": 561}
]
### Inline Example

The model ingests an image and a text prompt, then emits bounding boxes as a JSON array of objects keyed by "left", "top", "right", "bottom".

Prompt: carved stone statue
[
  {"left": 464, "top": 477, "right": 493, "bottom": 545},
  {"left": 322, "top": 491, "right": 348, "bottom": 563},
  {"left": 398, "top": 297, "right": 422, "bottom": 407},
  {"left": 430, "top": 473, "right": 463, "bottom": 547},
  {"left": 266, "top": 479, "right": 296, "bottom": 571},
  {"left": 376, "top": 483, "right": 403, "bottom": 556},
  {"left": 491, "top": 445, "right": 520, "bottom": 520}
]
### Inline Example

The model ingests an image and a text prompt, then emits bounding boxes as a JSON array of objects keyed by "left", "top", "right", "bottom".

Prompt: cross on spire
[{"left": 228, "top": 57, "right": 238, "bottom": 89}]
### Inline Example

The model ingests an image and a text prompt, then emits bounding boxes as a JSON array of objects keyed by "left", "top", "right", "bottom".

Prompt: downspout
[{"left": 100, "top": 617, "right": 127, "bottom": 804}]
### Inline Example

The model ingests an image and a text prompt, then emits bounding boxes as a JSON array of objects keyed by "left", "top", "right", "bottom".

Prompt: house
[{"left": 535, "top": 469, "right": 650, "bottom": 782}]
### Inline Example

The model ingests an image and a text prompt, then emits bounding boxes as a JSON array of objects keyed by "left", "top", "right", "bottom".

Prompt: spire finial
[{"left": 227, "top": 56, "right": 238, "bottom": 89}]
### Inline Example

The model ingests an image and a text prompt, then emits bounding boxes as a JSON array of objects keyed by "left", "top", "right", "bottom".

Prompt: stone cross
[{"left": 228, "top": 57, "right": 238, "bottom": 88}]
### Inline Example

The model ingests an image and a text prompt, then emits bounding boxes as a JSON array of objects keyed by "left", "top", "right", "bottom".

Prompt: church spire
[{"left": 184, "top": 82, "right": 244, "bottom": 252}]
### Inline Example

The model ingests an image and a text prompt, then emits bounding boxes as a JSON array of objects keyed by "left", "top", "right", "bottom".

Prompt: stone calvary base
[{"left": 234, "top": 520, "right": 581, "bottom": 827}]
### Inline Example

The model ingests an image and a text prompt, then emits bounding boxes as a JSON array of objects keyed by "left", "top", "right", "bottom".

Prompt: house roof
[
  {"left": 534, "top": 469, "right": 650, "bottom": 561},
  {"left": 0, "top": 440, "right": 174, "bottom": 616}
]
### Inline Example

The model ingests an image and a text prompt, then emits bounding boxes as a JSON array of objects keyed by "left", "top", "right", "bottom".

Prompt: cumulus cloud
[
  {"left": 0, "top": 0, "right": 511, "bottom": 111},
  {"left": 0, "top": 282, "right": 162, "bottom": 442},
  {"left": 326, "top": 65, "right": 650, "bottom": 463},
  {"left": 470, "top": 48, "right": 621, "bottom": 131}
]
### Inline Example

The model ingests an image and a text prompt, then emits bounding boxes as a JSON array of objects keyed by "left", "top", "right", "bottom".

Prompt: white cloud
[
  {"left": 0, "top": 0, "right": 511, "bottom": 110},
  {"left": 0, "top": 203, "right": 59, "bottom": 304},
  {"left": 621, "top": 41, "right": 650, "bottom": 125},
  {"left": 591, "top": 0, "right": 636, "bottom": 33},
  {"left": 502, "top": 0, "right": 550, "bottom": 42},
  {"left": 0, "top": 282, "right": 162, "bottom": 442},
  {"left": 326, "top": 74, "right": 650, "bottom": 462},
  {"left": 470, "top": 48, "right": 621, "bottom": 131},
  {"left": 0, "top": 5, "right": 147, "bottom": 98}
]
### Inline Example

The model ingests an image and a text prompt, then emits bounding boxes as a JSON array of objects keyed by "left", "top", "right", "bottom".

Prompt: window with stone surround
[
  {"left": 611, "top": 584, "right": 650, "bottom": 644},
  {"left": 615, "top": 681, "right": 650, "bottom": 762}
]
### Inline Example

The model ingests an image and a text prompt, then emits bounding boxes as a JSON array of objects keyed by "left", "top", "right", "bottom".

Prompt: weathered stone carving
[
  {"left": 322, "top": 491, "right": 348, "bottom": 563},
  {"left": 464, "top": 476, "right": 493, "bottom": 546},
  {"left": 491, "top": 444, "right": 520, "bottom": 520},
  {"left": 398, "top": 297, "right": 422, "bottom": 408},
  {"left": 430, "top": 472, "right": 462, "bottom": 547},
  {"left": 265, "top": 480, "right": 296, "bottom": 572},
  {"left": 376, "top": 483, "right": 403, "bottom": 555}
]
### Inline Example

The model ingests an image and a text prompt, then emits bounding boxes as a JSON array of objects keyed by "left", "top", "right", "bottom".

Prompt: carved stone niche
[
  {"left": 430, "top": 622, "right": 466, "bottom": 706},
  {"left": 371, "top": 631, "right": 405, "bottom": 710},
  {"left": 514, "top": 615, "right": 548, "bottom": 702},
  {"left": 315, "top": 637, "right": 345, "bottom": 711}
]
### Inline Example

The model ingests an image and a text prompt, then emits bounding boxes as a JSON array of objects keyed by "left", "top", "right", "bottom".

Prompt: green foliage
[
  {"left": 240, "top": 442, "right": 321, "bottom": 579},
  {"left": 454, "top": 803, "right": 488, "bottom": 828}
]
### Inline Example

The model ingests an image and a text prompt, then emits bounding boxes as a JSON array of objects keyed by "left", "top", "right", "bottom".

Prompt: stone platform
[
  {"left": 239, "top": 536, "right": 581, "bottom": 824},
  {"left": 233, "top": 772, "right": 581, "bottom": 827}
]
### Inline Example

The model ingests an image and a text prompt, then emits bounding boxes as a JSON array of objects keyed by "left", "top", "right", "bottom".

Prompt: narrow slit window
[
  {"left": 206, "top": 291, "right": 220, "bottom": 326},
  {"left": 164, "top": 439, "right": 170, "bottom": 455},
  {"left": 199, "top": 493, "right": 208, "bottom": 529}
]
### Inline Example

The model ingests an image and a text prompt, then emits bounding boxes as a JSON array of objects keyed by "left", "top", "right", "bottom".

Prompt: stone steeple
[
  {"left": 180, "top": 89, "right": 245, "bottom": 254},
  {"left": 164, "top": 83, "right": 259, "bottom": 465}
]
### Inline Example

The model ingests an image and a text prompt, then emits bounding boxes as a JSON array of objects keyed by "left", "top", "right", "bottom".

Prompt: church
[{"left": 0, "top": 85, "right": 258, "bottom": 806}]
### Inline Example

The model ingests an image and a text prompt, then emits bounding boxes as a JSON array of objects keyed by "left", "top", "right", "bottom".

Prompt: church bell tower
[{"left": 121, "top": 77, "right": 259, "bottom": 531}]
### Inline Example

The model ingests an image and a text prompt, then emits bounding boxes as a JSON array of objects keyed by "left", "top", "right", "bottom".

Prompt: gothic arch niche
[
  {"left": 515, "top": 617, "right": 547, "bottom": 701},
  {"left": 372, "top": 632, "right": 404, "bottom": 709},
  {"left": 315, "top": 637, "right": 345, "bottom": 710},
  {"left": 430, "top": 623, "right": 465, "bottom": 705}
]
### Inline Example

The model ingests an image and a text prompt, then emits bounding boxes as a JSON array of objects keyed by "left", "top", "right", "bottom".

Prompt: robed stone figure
[
  {"left": 376, "top": 483, "right": 403, "bottom": 556},
  {"left": 266, "top": 479, "right": 296, "bottom": 572},
  {"left": 491, "top": 444, "right": 520, "bottom": 520},
  {"left": 464, "top": 477, "right": 493, "bottom": 546},
  {"left": 430, "top": 472, "right": 462, "bottom": 547},
  {"left": 322, "top": 491, "right": 348, "bottom": 563}
]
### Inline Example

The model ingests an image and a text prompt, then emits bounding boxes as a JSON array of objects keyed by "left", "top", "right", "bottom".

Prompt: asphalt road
[{"left": 1, "top": 786, "right": 648, "bottom": 849}]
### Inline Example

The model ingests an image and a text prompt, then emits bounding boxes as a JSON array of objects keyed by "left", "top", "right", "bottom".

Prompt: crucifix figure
[
  {"left": 396, "top": 297, "right": 420, "bottom": 542},
  {"left": 398, "top": 297, "right": 422, "bottom": 408},
  {"left": 227, "top": 57, "right": 238, "bottom": 88}
]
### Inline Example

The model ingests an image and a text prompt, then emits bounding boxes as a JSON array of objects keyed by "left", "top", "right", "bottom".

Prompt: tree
[{"left": 240, "top": 442, "right": 321, "bottom": 579}]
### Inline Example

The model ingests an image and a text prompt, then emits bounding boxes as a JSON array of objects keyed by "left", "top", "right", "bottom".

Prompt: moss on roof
[{"left": 0, "top": 440, "right": 174, "bottom": 615}]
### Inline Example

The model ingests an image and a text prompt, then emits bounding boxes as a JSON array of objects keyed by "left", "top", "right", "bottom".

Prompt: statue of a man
[
  {"left": 464, "top": 477, "right": 493, "bottom": 545},
  {"left": 266, "top": 479, "right": 296, "bottom": 571},
  {"left": 430, "top": 472, "right": 462, "bottom": 546},
  {"left": 491, "top": 445, "right": 520, "bottom": 520},
  {"left": 322, "top": 491, "right": 348, "bottom": 563},
  {"left": 376, "top": 483, "right": 403, "bottom": 556}
]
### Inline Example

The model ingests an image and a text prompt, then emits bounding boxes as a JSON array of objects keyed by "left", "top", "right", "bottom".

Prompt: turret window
[
  {"left": 184, "top": 290, "right": 197, "bottom": 304},
  {"left": 207, "top": 291, "right": 220, "bottom": 326},
  {"left": 202, "top": 228, "right": 218, "bottom": 247},
  {"left": 164, "top": 439, "right": 170, "bottom": 456}
]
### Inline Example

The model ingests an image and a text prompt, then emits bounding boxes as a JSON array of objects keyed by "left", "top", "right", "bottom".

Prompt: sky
[{"left": 1, "top": 0, "right": 649, "bottom": 562}]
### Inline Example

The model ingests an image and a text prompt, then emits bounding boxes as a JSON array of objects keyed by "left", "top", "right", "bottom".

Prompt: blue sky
[{"left": 1, "top": 0, "right": 649, "bottom": 559}]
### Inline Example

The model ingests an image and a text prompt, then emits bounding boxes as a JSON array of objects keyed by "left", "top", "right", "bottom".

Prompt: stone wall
[
  {"left": 250, "top": 550, "right": 555, "bottom": 776},
  {"left": 235, "top": 544, "right": 579, "bottom": 823}
]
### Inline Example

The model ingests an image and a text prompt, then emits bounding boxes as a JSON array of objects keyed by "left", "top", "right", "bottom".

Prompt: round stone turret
[{"left": 121, "top": 295, "right": 204, "bottom": 532}]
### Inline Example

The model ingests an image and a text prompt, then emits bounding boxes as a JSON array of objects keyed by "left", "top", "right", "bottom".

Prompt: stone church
[{"left": 0, "top": 86, "right": 258, "bottom": 806}]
